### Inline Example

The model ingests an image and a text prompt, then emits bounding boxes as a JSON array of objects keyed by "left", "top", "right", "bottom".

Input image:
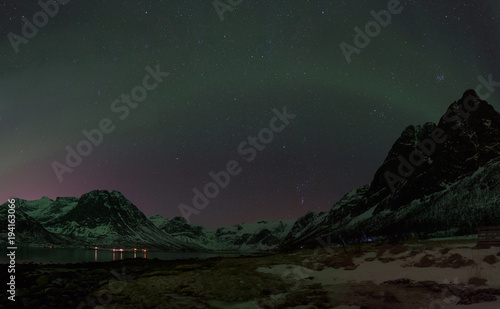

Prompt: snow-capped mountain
[
  {"left": 18, "top": 190, "right": 202, "bottom": 251},
  {"left": 282, "top": 90, "right": 500, "bottom": 249},
  {"left": 18, "top": 196, "right": 78, "bottom": 226},
  {"left": 149, "top": 215, "right": 295, "bottom": 251},
  {"left": 9, "top": 90, "right": 499, "bottom": 252},
  {"left": 11, "top": 190, "right": 293, "bottom": 251},
  {"left": 0, "top": 202, "right": 76, "bottom": 246}
]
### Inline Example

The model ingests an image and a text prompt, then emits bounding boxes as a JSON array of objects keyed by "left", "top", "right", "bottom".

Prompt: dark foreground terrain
[{"left": 2, "top": 238, "right": 500, "bottom": 309}]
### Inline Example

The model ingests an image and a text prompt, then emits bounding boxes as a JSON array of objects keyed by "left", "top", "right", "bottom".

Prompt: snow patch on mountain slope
[{"left": 149, "top": 215, "right": 296, "bottom": 251}]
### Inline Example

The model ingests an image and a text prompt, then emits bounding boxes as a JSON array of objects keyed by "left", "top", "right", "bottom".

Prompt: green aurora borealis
[{"left": 1, "top": 0, "right": 499, "bottom": 228}]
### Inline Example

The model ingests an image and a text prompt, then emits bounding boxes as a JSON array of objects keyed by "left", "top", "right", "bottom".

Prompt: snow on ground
[
  {"left": 258, "top": 247, "right": 500, "bottom": 286},
  {"left": 256, "top": 240, "right": 500, "bottom": 308},
  {"left": 35, "top": 237, "right": 496, "bottom": 309}
]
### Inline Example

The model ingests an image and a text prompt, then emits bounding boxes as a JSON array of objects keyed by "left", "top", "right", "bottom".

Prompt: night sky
[{"left": 1, "top": 1, "right": 499, "bottom": 228}]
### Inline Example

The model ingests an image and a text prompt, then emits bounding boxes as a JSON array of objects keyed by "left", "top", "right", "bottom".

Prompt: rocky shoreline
[{"left": 2, "top": 239, "right": 500, "bottom": 309}]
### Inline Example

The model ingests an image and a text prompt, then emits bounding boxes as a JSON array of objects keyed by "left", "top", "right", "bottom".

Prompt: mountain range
[
  {"left": 1, "top": 90, "right": 499, "bottom": 252},
  {"left": 0, "top": 191, "right": 294, "bottom": 251},
  {"left": 282, "top": 89, "right": 500, "bottom": 249}
]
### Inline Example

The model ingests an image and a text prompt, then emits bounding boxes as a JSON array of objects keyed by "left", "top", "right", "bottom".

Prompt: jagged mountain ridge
[
  {"left": 149, "top": 215, "right": 295, "bottom": 251},
  {"left": 18, "top": 190, "right": 202, "bottom": 251},
  {"left": 7, "top": 90, "right": 500, "bottom": 252},
  {"left": 281, "top": 90, "right": 500, "bottom": 249},
  {"left": 18, "top": 196, "right": 78, "bottom": 226},
  {"left": 0, "top": 203, "right": 76, "bottom": 246},
  {"left": 12, "top": 190, "right": 294, "bottom": 251}
]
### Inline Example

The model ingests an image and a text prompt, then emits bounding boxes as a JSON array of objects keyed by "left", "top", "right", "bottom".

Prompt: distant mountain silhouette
[{"left": 149, "top": 215, "right": 295, "bottom": 251}]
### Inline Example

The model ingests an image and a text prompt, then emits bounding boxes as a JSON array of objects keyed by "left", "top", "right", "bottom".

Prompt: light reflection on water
[
  {"left": 0, "top": 247, "right": 243, "bottom": 264},
  {"left": 107, "top": 249, "right": 147, "bottom": 262}
]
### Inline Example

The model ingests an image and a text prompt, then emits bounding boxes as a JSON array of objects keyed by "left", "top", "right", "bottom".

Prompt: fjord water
[{"left": 0, "top": 247, "right": 243, "bottom": 264}]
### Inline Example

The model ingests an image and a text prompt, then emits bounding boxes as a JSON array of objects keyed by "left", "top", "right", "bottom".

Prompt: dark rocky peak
[
  {"left": 364, "top": 90, "right": 500, "bottom": 210},
  {"left": 78, "top": 190, "right": 131, "bottom": 211},
  {"left": 439, "top": 89, "right": 499, "bottom": 130}
]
